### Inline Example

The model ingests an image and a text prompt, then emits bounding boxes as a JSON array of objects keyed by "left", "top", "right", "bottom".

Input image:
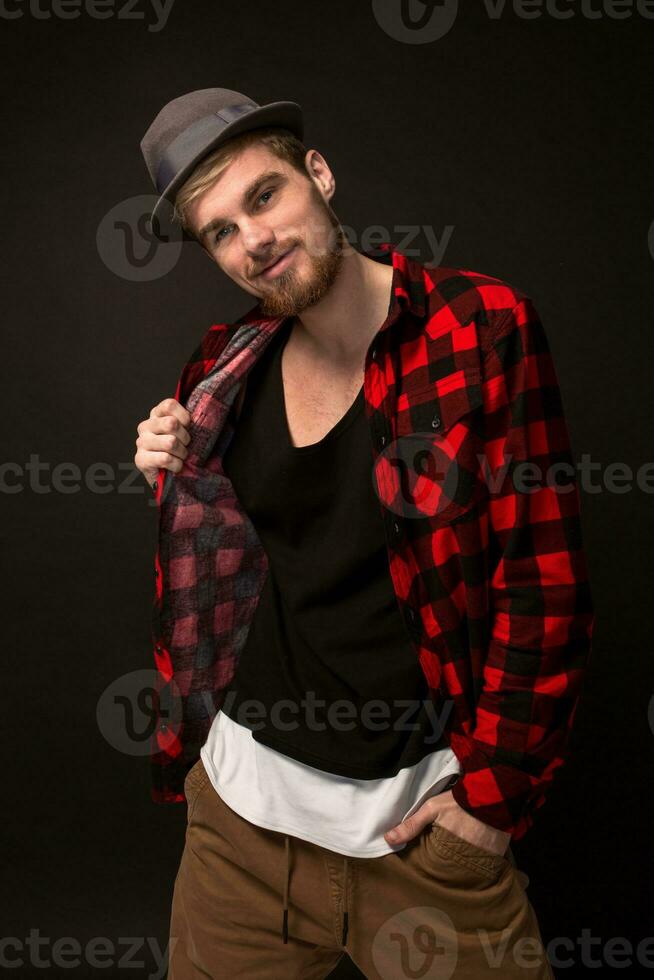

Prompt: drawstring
[
  {"left": 280, "top": 836, "right": 350, "bottom": 948},
  {"left": 341, "top": 855, "right": 349, "bottom": 946},
  {"left": 282, "top": 835, "right": 290, "bottom": 943}
]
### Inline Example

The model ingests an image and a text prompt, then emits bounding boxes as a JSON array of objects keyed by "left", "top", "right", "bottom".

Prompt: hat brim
[{"left": 149, "top": 100, "right": 304, "bottom": 243}]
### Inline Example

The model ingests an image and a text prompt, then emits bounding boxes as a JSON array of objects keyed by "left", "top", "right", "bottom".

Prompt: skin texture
[{"left": 134, "top": 143, "right": 512, "bottom": 857}]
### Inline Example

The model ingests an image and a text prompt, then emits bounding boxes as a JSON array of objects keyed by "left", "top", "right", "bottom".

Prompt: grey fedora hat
[{"left": 140, "top": 87, "right": 304, "bottom": 242}]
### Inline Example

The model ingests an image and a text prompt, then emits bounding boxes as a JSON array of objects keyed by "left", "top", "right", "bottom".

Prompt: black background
[{"left": 3, "top": 0, "right": 654, "bottom": 977}]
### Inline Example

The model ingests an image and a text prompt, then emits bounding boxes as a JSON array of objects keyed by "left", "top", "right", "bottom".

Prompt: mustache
[{"left": 251, "top": 243, "right": 298, "bottom": 277}]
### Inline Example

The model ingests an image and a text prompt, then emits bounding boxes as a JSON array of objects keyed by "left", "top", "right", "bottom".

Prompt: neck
[{"left": 288, "top": 248, "right": 394, "bottom": 367}]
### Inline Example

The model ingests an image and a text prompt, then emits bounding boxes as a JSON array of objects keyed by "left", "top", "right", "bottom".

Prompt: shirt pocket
[{"left": 391, "top": 366, "right": 485, "bottom": 525}]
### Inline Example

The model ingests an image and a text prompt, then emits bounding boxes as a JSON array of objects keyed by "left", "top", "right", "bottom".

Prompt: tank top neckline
[{"left": 273, "top": 320, "right": 365, "bottom": 455}]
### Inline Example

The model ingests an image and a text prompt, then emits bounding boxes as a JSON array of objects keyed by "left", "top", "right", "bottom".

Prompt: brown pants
[{"left": 167, "top": 757, "right": 554, "bottom": 979}]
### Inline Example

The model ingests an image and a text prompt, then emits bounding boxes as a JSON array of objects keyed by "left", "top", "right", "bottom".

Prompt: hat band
[{"left": 155, "top": 103, "right": 256, "bottom": 194}]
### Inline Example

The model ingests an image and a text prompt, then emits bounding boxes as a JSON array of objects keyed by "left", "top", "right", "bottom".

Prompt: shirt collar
[{"left": 362, "top": 240, "right": 427, "bottom": 326}]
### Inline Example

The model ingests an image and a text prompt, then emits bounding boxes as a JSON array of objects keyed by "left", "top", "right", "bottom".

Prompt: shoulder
[
  {"left": 174, "top": 302, "right": 262, "bottom": 405},
  {"left": 422, "top": 263, "right": 539, "bottom": 358}
]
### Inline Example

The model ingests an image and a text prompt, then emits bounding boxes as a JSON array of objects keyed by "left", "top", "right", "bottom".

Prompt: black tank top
[{"left": 220, "top": 317, "right": 446, "bottom": 778}]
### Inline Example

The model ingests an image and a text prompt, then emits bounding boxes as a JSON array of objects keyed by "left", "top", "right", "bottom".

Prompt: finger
[
  {"left": 150, "top": 397, "right": 192, "bottom": 430},
  {"left": 136, "top": 429, "right": 189, "bottom": 461},
  {"left": 384, "top": 810, "right": 430, "bottom": 845},
  {"left": 136, "top": 449, "right": 185, "bottom": 475},
  {"left": 140, "top": 415, "right": 192, "bottom": 446},
  {"left": 139, "top": 404, "right": 191, "bottom": 441}
]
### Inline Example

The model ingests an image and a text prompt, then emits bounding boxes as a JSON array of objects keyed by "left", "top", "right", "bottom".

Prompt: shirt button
[
  {"left": 380, "top": 434, "right": 386, "bottom": 447},
  {"left": 405, "top": 607, "right": 417, "bottom": 629},
  {"left": 393, "top": 521, "right": 400, "bottom": 535},
  {"left": 159, "top": 723, "right": 168, "bottom": 733},
  {"left": 371, "top": 347, "right": 377, "bottom": 360},
  {"left": 431, "top": 416, "right": 441, "bottom": 430}
]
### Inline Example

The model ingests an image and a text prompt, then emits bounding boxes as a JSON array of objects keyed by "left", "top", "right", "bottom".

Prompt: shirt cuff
[{"left": 449, "top": 739, "right": 540, "bottom": 839}]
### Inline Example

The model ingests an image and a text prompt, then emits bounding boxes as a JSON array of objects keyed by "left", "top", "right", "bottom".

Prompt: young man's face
[{"left": 185, "top": 143, "right": 347, "bottom": 317}]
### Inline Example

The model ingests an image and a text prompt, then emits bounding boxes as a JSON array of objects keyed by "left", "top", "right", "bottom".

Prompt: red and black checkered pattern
[{"left": 148, "top": 241, "right": 594, "bottom": 841}]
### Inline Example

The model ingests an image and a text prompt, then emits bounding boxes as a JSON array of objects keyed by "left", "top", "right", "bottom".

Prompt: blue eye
[{"left": 213, "top": 189, "right": 275, "bottom": 245}]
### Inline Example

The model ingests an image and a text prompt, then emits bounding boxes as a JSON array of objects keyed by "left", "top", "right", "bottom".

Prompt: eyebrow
[{"left": 197, "top": 169, "right": 287, "bottom": 242}]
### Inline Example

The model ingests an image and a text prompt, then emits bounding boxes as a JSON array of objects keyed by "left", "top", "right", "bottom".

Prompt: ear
[{"left": 304, "top": 148, "right": 335, "bottom": 201}]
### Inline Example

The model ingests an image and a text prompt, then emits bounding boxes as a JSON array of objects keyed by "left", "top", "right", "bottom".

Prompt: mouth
[{"left": 258, "top": 245, "right": 297, "bottom": 280}]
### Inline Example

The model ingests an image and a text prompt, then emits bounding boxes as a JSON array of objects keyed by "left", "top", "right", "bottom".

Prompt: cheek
[
  {"left": 289, "top": 244, "right": 307, "bottom": 273},
  {"left": 290, "top": 203, "right": 327, "bottom": 245},
  {"left": 220, "top": 250, "right": 249, "bottom": 284}
]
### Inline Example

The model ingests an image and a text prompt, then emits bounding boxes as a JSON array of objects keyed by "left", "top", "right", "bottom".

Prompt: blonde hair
[{"left": 173, "top": 126, "right": 309, "bottom": 240}]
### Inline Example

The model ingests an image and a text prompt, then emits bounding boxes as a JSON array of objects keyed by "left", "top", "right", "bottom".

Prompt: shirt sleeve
[{"left": 450, "top": 295, "right": 595, "bottom": 840}]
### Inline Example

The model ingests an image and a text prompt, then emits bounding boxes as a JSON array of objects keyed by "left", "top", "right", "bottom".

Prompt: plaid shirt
[{"left": 148, "top": 241, "right": 594, "bottom": 841}]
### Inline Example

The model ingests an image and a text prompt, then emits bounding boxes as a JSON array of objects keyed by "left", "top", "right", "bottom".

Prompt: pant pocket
[
  {"left": 426, "top": 820, "right": 508, "bottom": 883},
  {"left": 184, "top": 757, "right": 210, "bottom": 823}
]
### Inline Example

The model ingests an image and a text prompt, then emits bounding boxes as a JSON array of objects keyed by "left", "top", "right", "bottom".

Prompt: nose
[{"left": 240, "top": 218, "right": 275, "bottom": 258}]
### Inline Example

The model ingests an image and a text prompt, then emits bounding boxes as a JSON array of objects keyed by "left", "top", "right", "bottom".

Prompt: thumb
[{"left": 384, "top": 805, "right": 433, "bottom": 845}]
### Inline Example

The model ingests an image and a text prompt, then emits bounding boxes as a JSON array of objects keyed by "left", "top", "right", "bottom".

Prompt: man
[{"left": 135, "top": 88, "right": 593, "bottom": 979}]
